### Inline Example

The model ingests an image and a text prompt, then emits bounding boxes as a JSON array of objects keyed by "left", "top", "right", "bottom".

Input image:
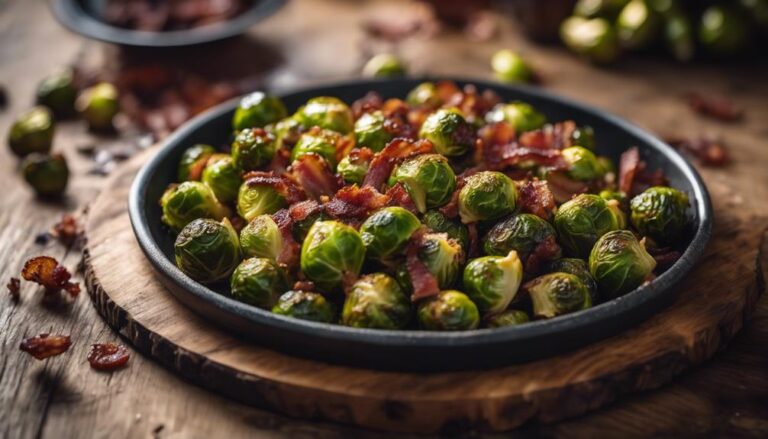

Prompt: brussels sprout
[
  {"left": 240, "top": 214, "right": 282, "bottom": 260},
  {"left": 483, "top": 214, "right": 560, "bottom": 263},
  {"left": 562, "top": 146, "right": 605, "bottom": 181},
  {"left": 272, "top": 116, "right": 304, "bottom": 149},
  {"left": 589, "top": 230, "right": 656, "bottom": 298},
  {"left": 630, "top": 186, "right": 689, "bottom": 244},
  {"left": 554, "top": 194, "right": 625, "bottom": 257},
  {"left": 161, "top": 181, "right": 228, "bottom": 231},
  {"left": 699, "top": 5, "right": 750, "bottom": 55},
  {"left": 301, "top": 221, "right": 365, "bottom": 292},
  {"left": 599, "top": 189, "right": 626, "bottom": 205},
  {"left": 485, "top": 310, "right": 530, "bottom": 328},
  {"left": 362, "top": 53, "right": 406, "bottom": 77},
  {"left": 419, "top": 109, "right": 474, "bottom": 157},
  {"left": 75, "top": 82, "right": 119, "bottom": 131},
  {"left": 458, "top": 171, "right": 517, "bottom": 223},
  {"left": 337, "top": 153, "right": 369, "bottom": 185},
  {"left": 237, "top": 180, "right": 286, "bottom": 222},
  {"left": 36, "top": 68, "right": 77, "bottom": 118},
  {"left": 422, "top": 210, "right": 470, "bottom": 251},
  {"left": 491, "top": 49, "right": 533, "bottom": 83},
  {"left": 616, "top": 0, "right": 661, "bottom": 49},
  {"left": 560, "top": 16, "right": 621, "bottom": 64},
  {"left": 291, "top": 129, "right": 343, "bottom": 169},
  {"left": 597, "top": 155, "right": 616, "bottom": 175},
  {"left": 232, "top": 92, "right": 287, "bottom": 131},
  {"left": 571, "top": 125, "right": 595, "bottom": 150},
  {"left": 292, "top": 209, "right": 326, "bottom": 242},
  {"left": 664, "top": 11, "right": 695, "bottom": 62},
  {"left": 573, "top": 0, "right": 629, "bottom": 18},
  {"left": 740, "top": 0, "right": 768, "bottom": 27},
  {"left": 406, "top": 82, "right": 440, "bottom": 108},
  {"left": 294, "top": 96, "right": 354, "bottom": 134},
  {"left": 230, "top": 257, "right": 287, "bottom": 309},
  {"left": 178, "top": 144, "right": 216, "bottom": 182},
  {"left": 396, "top": 232, "right": 465, "bottom": 291},
  {"left": 417, "top": 290, "right": 480, "bottom": 331},
  {"left": 360, "top": 207, "right": 421, "bottom": 260},
  {"left": 201, "top": 154, "right": 240, "bottom": 203},
  {"left": 391, "top": 154, "right": 456, "bottom": 213},
  {"left": 273, "top": 290, "right": 336, "bottom": 323},
  {"left": 174, "top": 218, "right": 240, "bottom": 284},
  {"left": 341, "top": 273, "right": 411, "bottom": 329},
  {"left": 22, "top": 153, "right": 69, "bottom": 197},
  {"left": 354, "top": 111, "right": 392, "bottom": 152},
  {"left": 7, "top": 106, "right": 54, "bottom": 157},
  {"left": 463, "top": 250, "right": 524, "bottom": 315},
  {"left": 525, "top": 272, "right": 592, "bottom": 318},
  {"left": 232, "top": 128, "right": 277, "bottom": 172},
  {"left": 544, "top": 258, "right": 598, "bottom": 300},
  {"left": 485, "top": 102, "right": 546, "bottom": 133}
]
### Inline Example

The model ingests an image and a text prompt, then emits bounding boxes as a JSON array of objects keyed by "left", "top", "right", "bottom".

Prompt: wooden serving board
[{"left": 83, "top": 150, "right": 765, "bottom": 434}]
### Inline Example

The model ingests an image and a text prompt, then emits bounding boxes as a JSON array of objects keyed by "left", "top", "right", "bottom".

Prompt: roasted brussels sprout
[
  {"left": 292, "top": 209, "right": 326, "bottom": 242},
  {"left": 178, "top": 144, "right": 216, "bottom": 182},
  {"left": 362, "top": 53, "right": 406, "bottom": 77},
  {"left": 237, "top": 180, "right": 286, "bottom": 222},
  {"left": 554, "top": 194, "right": 625, "bottom": 257},
  {"left": 337, "top": 153, "right": 369, "bottom": 185},
  {"left": 294, "top": 96, "right": 354, "bottom": 134},
  {"left": 599, "top": 189, "right": 626, "bottom": 205},
  {"left": 419, "top": 109, "right": 474, "bottom": 157},
  {"left": 174, "top": 218, "right": 240, "bottom": 283},
  {"left": 491, "top": 49, "right": 533, "bottom": 83},
  {"left": 544, "top": 258, "right": 598, "bottom": 300},
  {"left": 571, "top": 125, "right": 595, "bottom": 150},
  {"left": 8, "top": 106, "right": 54, "bottom": 157},
  {"left": 391, "top": 154, "right": 456, "bottom": 213},
  {"left": 291, "top": 129, "right": 343, "bottom": 169},
  {"left": 232, "top": 128, "right": 277, "bottom": 172},
  {"left": 699, "top": 5, "right": 750, "bottom": 55},
  {"left": 230, "top": 257, "right": 287, "bottom": 309},
  {"left": 406, "top": 82, "right": 440, "bottom": 108},
  {"left": 232, "top": 92, "right": 287, "bottom": 131},
  {"left": 341, "top": 273, "right": 411, "bottom": 329},
  {"left": 22, "top": 153, "right": 69, "bottom": 197},
  {"left": 417, "top": 290, "right": 480, "bottom": 331},
  {"left": 422, "top": 210, "right": 470, "bottom": 251},
  {"left": 301, "top": 220, "right": 365, "bottom": 292},
  {"left": 485, "top": 309, "right": 530, "bottom": 328},
  {"left": 272, "top": 116, "right": 304, "bottom": 149},
  {"left": 272, "top": 290, "right": 336, "bottom": 323},
  {"left": 463, "top": 250, "right": 524, "bottom": 314},
  {"left": 574, "top": 0, "right": 629, "bottom": 19},
  {"left": 616, "top": 0, "right": 661, "bottom": 49},
  {"left": 36, "top": 68, "right": 77, "bottom": 118},
  {"left": 354, "top": 111, "right": 392, "bottom": 152},
  {"left": 562, "top": 146, "right": 605, "bottom": 181},
  {"left": 589, "top": 230, "right": 656, "bottom": 298},
  {"left": 485, "top": 102, "right": 546, "bottom": 133},
  {"left": 402, "top": 232, "right": 464, "bottom": 290},
  {"left": 359, "top": 207, "right": 421, "bottom": 260},
  {"left": 525, "top": 272, "right": 592, "bottom": 318},
  {"left": 240, "top": 214, "right": 282, "bottom": 260},
  {"left": 483, "top": 214, "right": 560, "bottom": 263},
  {"left": 201, "top": 154, "right": 240, "bottom": 203},
  {"left": 458, "top": 171, "right": 517, "bottom": 223},
  {"left": 560, "top": 16, "right": 620, "bottom": 64},
  {"left": 75, "top": 82, "right": 119, "bottom": 131},
  {"left": 630, "top": 186, "right": 689, "bottom": 244},
  {"left": 161, "top": 181, "right": 228, "bottom": 231},
  {"left": 664, "top": 11, "right": 695, "bottom": 62}
]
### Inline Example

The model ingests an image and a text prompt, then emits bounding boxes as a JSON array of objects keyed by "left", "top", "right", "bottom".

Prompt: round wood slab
[{"left": 84, "top": 150, "right": 765, "bottom": 434}]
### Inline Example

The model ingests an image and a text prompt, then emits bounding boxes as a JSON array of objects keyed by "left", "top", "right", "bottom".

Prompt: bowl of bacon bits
[{"left": 129, "top": 78, "right": 711, "bottom": 371}]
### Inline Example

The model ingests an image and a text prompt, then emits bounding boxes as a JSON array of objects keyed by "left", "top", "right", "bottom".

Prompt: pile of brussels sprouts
[{"left": 161, "top": 82, "right": 691, "bottom": 331}]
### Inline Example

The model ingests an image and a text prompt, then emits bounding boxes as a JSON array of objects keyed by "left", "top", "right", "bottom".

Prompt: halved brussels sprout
[
  {"left": 230, "top": 257, "right": 287, "bottom": 309},
  {"left": 161, "top": 181, "right": 228, "bottom": 231},
  {"left": 562, "top": 146, "right": 605, "bottom": 181},
  {"left": 485, "top": 102, "right": 546, "bottom": 133},
  {"left": 483, "top": 213, "right": 560, "bottom": 263},
  {"left": 485, "top": 309, "right": 530, "bottom": 328},
  {"left": 76, "top": 82, "right": 119, "bottom": 131},
  {"left": 417, "top": 290, "right": 480, "bottom": 331},
  {"left": 201, "top": 154, "right": 240, "bottom": 203},
  {"left": 544, "top": 258, "right": 598, "bottom": 300},
  {"left": 301, "top": 220, "right": 365, "bottom": 292},
  {"left": 174, "top": 218, "right": 240, "bottom": 284},
  {"left": 178, "top": 144, "right": 216, "bottom": 182},
  {"left": 22, "top": 153, "right": 69, "bottom": 197},
  {"left": 406, "top": 82, "right": 440, "bottom": 108},
  {"left": 396, "top": 232, "right": 465, "bottom": 291},
  {"left": 630, "top": 186, "right": 689, "bottom": 244},
  {"left": 232, "top": 92, "right": 287, "bottom": 131},
  {"left": 232, "top": 128, "right": 277, "bottom": 172},
  {"left": 291, "top": 129, "right": 343, "bottom": 169},
  {"left": 419, "top": 109, "right": 474, "bottom": 157},
  {"left": 616, "top": 0, "right": 661, "bottom": 49},
  {"left": 237, "top": 180, "right": 286, "bottom": 222},
  {"left": 240, "top": 214, "right": 282, "bottom": 260},
  {"left": 36, "top": 68, "right": 77, "bottom": 118},
  {"left": 391, "top": 154, "right": 456, "bottom": 213},
  {"left": 359, "top": 207, "right": 421, "bottom": 260},
  {"left": 337, "top": 153, "right": 370, "bottom": 185},
  {"left": 491, "top": 49, "right": 533, "bottom": 83},
  {"left": 362, "top": 53, "right": 406, "bottom": 78},
  {"left": 422, "top": 210, "right": 470, "bottom": 251},
  {"left": 354, "top": 111, "right": 392, "bottom": 152},
  {"left": 589, "top": 230, "right": 656, "bottom": 298},
  {"left": 525, "top": 272, "right": 592, "bottom": 318},
  {"left": 560, "top": 16, "right": 620, "bottom": 64},
  {"left": 294, "top": 96, "right": 354, "bottom": 134},
  {"left": 463, "top": 250, "right": 524, "bottom": 315},
  {"left": 341, "top": 273, "right": 411, "bottom": 329},
  {"left": 273, "top": 290, "right": 336, "bottom": 323},
  {"left": 8, "top": 106, "right": 54, "bottom": 157},
  {"left": 554, "top": 193, "right": 625, "bottom": 257},
  {"left": 458, "top": 171, "right": 517, "bottom": 223}
]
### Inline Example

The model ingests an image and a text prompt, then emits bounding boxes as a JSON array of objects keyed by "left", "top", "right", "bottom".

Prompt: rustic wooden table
[{"left": 1, "top": 1, "right": 767, "bottom": 437}]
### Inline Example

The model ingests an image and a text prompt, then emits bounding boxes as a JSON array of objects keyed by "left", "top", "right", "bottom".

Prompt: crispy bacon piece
[
  {"left": 478, "top": 123, "right": 568, "bottom": 171},
  {"left": 7, "top": 277, "right": 20, "bottom": 303},
  {"left": 381, "top": 99, "right": 418, "bottom": 139},
  {"left": 20, "top": 334, "right": 72, "bottom": 360},
  {"left": 351, "top": 92, "right": 384, "bottom": 118},
  {"left": 324, "top": 186, "right": 389, "bottom": 225},
  {"left": 665, "top": 136, "right": 729, "bottom": 167},
  {"left": 545, "top": 171, "right": 589, "bottom": 204},
  {"left": 271, "top": 209, "right": 301, "bottom": 268},
  {"left": 651, "top": 249, "right": 682, "bottom": 271},
  {"left": 686, "top": 92, "right": 742, "bottom": 122},
  {"left": 405, "top": 229, "right": 440, "bottom": 301},
  {"left": 444, "top": 83, "right": 501, "bottom": 123},
  {"left": 52, "top": 214, "right": 81, "bottom": 248},
  {"left": 517, "top": 180, "right": 557, "bottom": 220},
  {"left": 438, "top": 168, "right": 480, "bottom": 219},
  {"left": 267, "top": 147, "right": 292, "bottom": 174},
  {"left": 385, "top": 183, "right": 419, "bottom": 214},
  {"left": 290, "top": 154, "right": 341, "bottom": 199},
  {"left": 88, "top": 343, "right": 130, "bottom": 371},
  {"left": 524, "top": 236, "right": 562, "bottom": 273},
  {"left": 362, "top": 138, "right": 433, "bottom": 190},
  {"left": 293, "top": 280, "right": 316, "bottom": 291},
  {"left": 518, "top": 121, "right": 577, "bottom": 150},
  {"left": 242, "top": 171, "right": 305, "bottom": 204},
  {"left": 21, "top": 256, "right": 80, "bottom": 299},
  {"left": 619, "top": 147, "right": 640, "bottom": 195}
]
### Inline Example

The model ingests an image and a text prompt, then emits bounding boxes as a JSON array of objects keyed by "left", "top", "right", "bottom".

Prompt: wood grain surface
[{"left": 2, "top": 0, "right": 768, "bottom": 437}]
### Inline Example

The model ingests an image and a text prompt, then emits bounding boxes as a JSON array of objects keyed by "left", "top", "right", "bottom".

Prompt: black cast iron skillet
[
  {"left": 52, "top": 0, "right": 285, "bottom": 47},
  {"left": 129, "top": 78, "right": 712, "bottom": 371}
]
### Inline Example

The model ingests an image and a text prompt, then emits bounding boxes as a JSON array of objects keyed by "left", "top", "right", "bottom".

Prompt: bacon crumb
[
  {"left": 7, "top": 277, "right": 20, "bottom": 302},
  {"left": 665, "top": 136, "right": 730, "bottom": 167},
  {"left": 686, "top": 92, "right": 742, "bottom": 122},
  {"left": 87, "top": 343, "right": 130, "bottom": 371},
  {"left": 292, "top": 280, "right": 316, "bottom": 291},
  {"left": 618, "top": 147, "right": 640, "bottom": 195},
  {"left": 405, "top": 228, "right": 441, "bottom": 301},
  {"left": 51, "top": 214, "right": 82, "bottom": 248},
  {"left": 20, "top": 334, "right": 72, "bottom": 360},
  {"left": 363, "top": 138, "right": 433, "bottom": 191},
  {"left": 21, "top": 256, "right": 80, "bottom": 299},
  {"left": 517, "top": 180, "right": 557, "bottom": 221}
]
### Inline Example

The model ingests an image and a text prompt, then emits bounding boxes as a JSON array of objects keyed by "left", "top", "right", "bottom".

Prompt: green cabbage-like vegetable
[
  {"left": 554, "top": 193, "right": 625, "bottom": 257},
  {"left": 161, "top": 181, "right": 228, "bottom": 231},
  {"left": 236, "top": 180, "right": 286, "bottom": 222},
  {"left": 562, "top": 146, "right": 605, "bottom": 181},
  {"left": 406, "top": 82, "right": 440, "bottom": 108},
  {"left": 22, "top": 153, "right": 69, "bottom": 197},
  {"left": 232, "top": 92, "right": 287, "bottom": 131},
  {"left": 291, "top": 129, "right": 343, "bottom": 169},
  {"left": 232, "top": 128, "right": 277, "bottom": 172},
  {"left": 230, "top": 257, "right": 288, "bottom": 309},
  {"left": 294, "top": 96, "right": 354, "bottom": 134},
  {"left": 458, "top": 171, "right": 517, "bottom": 223},
  {"left": 8, "top": 106, "right": 54, "bottom": 157},
  {"left": 362, "top": 53, "right": 406, "bottom": 77},
  {"left": 240, "top": 214, "right": 282, "bottom": 260},
  {"left": 391, "top": 154, "right": 456, "bottom": 213},
  {"left": 485, "top": 102, "right": 546, "bottom": 132},
  {"left": 337, "top": 153, "right": 370, "bottom": 185},
  {"left": 272, "top": 290, "right": 336, "bottom": 323},
  {"left": 559, "top": 16, "right": 621, "bottom": 64},
  {"left": 525, "top": 272, "right": 592, "bottom": 318},
  {"left": 342, "top": 273, "right": 411, "bottom": 329},
  {"left": 544, "top": 258, "right": 598, "bottom": 301},
  {"left": 491, "top": 49, "right": 533, "bottom": 83},
  {"left": 589, "top": 229, "right": 657, "bottom": 298},
  {"left": 483, "top": 213, "right": 560, "bottom": 263},
  {"left": 463, "top": 250, "right": 524, "bottom": 315},
  {"left": 36, "top": 68, "right": 77, "bottom": 118},
  {"left": 301, "top": 220, "right": 365, "bottom": 292},
  {"left": 630, "top": 186, "right": 689, "bottom": 244},
  {"left": 419, "top": 108, "right": 474, "bottom": 157},
  {"left": 417, "top": 290, "right": 480, "bottom": 331},
  {"left": 201, "top": 154, "right": 240, "bottom": 203},
  {"left": 174, "top": 218, "right": 240, "bottom": 284},
  {"left": 354, "top": 111, "right": 392, "bottom": 152},
  {"left": 422, "top": 210, "right": 470, "bottom": 251},
  {"left": 178, "top": 144, "right": 216, "bottom": 182},
  {"left": 75, "top": 82, "right": 119, "bottom": 131},
  {"left": 359, "top": 207, "right": 421, "bottom": 260},
  {"left": 485, "top": 310, "right": 530, "bottom": 328}
]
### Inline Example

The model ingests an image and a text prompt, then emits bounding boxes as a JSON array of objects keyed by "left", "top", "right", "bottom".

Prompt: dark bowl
[
  {"left": 52, "top": 0, "right": 285, "bottom": 47},
  {"left": 129, "top": 78, "right": 712, "bottom": 371}
]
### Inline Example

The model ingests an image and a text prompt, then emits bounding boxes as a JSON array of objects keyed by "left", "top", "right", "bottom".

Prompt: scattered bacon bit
[
  {"left": 381, "top": 99, "right": 418, "bottom": 139},
  {"left": 87, "top": 343, "right": 130, "bottom": 371},
  {"left": 686, "top": 92, "right": 743, "bottom": 122},
  {"left": 271, "top": 209, "right": 301, "bottom": 268},
  {"left": 518, "top": 121, "right": 577, "bottom": 150},
  {"left": 293, "top": 280, "right": 316, "bottom": 291},
  {"left": 438, "top": 169, "right": 479, "bottom": 219},
  {"left": 20, "top": 334, "right": 72, "bottom": 360},
  {"left": 444, "top": 84, "right": 500, "bottom": 123},
  {"left": 405, "top": 229, "right": 440, "bottom": 301},
  {"left": 7, "top": 277, "right": 20, "bottom": 303},
  {"left": 290, "top": 154, "right": 341, "bottom": 200},
  {"left": 242, "top": 171, "right": 305, "bottom": 204},
  {"left": 21, "top": 256, "right": 80, "bottom": 299},
  {"left": 268, "top": 147, "right": 293, "bottom": 174},
  {"left": 466, "top": 222, "right": 479, "bottom": 258},
  {"left": 324, "top": 186, "right": 389, "bottom": 225},
  {"left": 524, "top": 236, "right": 562, "bottom": 273},
  {"left": 665, "top": 136, "right": 730, "bottom": 167},
  {"left": 485, "top": 142, "right": 567, "bottom": 171},
  {"left": 435, "top": 81, "right": 461, "bottom": 104},
  {"left": 619, "top": 147, "right": 640, "bottom": 195},
  {"left": 517, "top": 180, "right": 557, "bottom": 220},
  {"left": 478, "top": 122, "right": 569, "bottom": 171},
  {"left": 103, "top": 0, "right": 248, "bottom": 32},
  {"left": 545, "top": 171, "right": 590, "bottom": 204},
  {"left": 363, "top": 138, "right": 433, "bottom": 191},
  {"left": 384, "top": 183, "right": 419, "bottom": 214},
  {"left": 651, "top": 249, "right": 682, "bottom": 271},
  {"left": 351, "top": 92, "right": 383, "bottom": 119},
  {"left": 51, "top": 214, "right": 81, "bottom": 248}
]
